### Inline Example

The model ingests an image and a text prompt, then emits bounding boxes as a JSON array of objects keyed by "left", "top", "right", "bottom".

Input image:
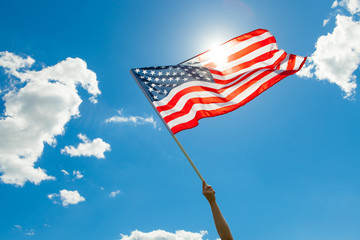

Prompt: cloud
[
  {"left": 48, "top": 189, "right": 85, "bottom": 207},
  {"left": 323, "top": 18, "right": 330, "bottom": 26},
  {"left": 61, "top": 134, "right": 111, "bottom": 159},
  {"left": 119, "top": 230, "right": 208, "bottom": 240},
  {"left": 73, "top": 170, "right": 83, "bottom": 179},
  {"left": 337, "top": 0, "right": 360, "bottom": 14},
  {"left": 61, "top": 169, "right": 69, "bottom": 175},
  {"left": 13, "top": 224, "right": 34, "bottom": 236},
  {"left": 105, "top": 110, "right": 159, "bottom": 129},
  {"left": 109, "top": 190, "right": 121, "bottom": 198},
  {"left": 0, "top": 52, "right": 100, "bottom": 186},
  {"left": 297, "top": 1, "right": 360, "bottom": 98}
]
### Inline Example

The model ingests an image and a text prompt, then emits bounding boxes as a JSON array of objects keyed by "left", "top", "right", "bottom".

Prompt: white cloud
[
  {"left": 332, "top": 0, "right": 339, "bottom": 8},
  {"left": 48, "top": 189, "right": 85, "bottom": 207},
  {"left": 73, "top": 170, "right": 83, "bottom": 179},
  {"left": 339, "top": 0, "right": 360, "bottom": 14},
  {"left": 109, "top": 190, "right": 121, "bottom": 198},
  {"left": 61, "top": 169, "right": 69, "bottom": 175},
  {"left": 0, "top": 51, "right": 34, "bottom": 75},
  {"left": 0, "top": 52, "right": 100, "bottom": 186},
  {"left": 119, "top": 230, "right": 208, "bottom": 240},
  {"left": 323, "top": 18, "right": 330, "bottom": 26},
  {"left": 297, "top": 4, "right": 360, "bottom": 98},
  {"left": 61, "top": 134, "right": 111, "bottom": 159},
  {"left": 105, "top": 110, "right": 159, "bottom": 129}
]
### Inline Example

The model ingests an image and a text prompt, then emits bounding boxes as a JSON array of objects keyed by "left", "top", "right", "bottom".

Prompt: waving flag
[{"left": 131, "top": 29, "right": 306, "bottom": 134}]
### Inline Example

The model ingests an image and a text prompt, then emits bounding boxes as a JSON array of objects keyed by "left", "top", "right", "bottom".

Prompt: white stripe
[
  {"left": 165, "top": 70, "right": 284, "bottom": 129},
  {"left": 156, "top": 69, "right": 268, "bottom": 118},
  {"left": 277, "top": 54, "right": 290, "bottom": 70},
  {"left": 209, "top": 50, "right": 285, "bottom": 80},
  {"left": 293, "top": 56, "right": 305, "bottom": 70}
]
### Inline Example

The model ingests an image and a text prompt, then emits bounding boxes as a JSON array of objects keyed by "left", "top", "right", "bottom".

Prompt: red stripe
[
  {"left": 209, "top": 49, "right": 282, "bottom": 76},
  {"left": 203, "top": 36, "right": 276, "bottom": 69},
  {"left": 163, "top": 70, "right": 273, "bottom": 123},
  {"left": 197, "top": 29, "right": 270, "bottom": 62},
  {"left": 170, "top": 69, "right": 298, "bottom": 134},
  {"left": 286, "top": 54, "right": 296, "bottom": 70}
]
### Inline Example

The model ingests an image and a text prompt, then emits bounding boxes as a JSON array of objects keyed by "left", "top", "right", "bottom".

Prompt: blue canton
[{"left": 131, "top": 64, "right": 214, "bottom": 102}]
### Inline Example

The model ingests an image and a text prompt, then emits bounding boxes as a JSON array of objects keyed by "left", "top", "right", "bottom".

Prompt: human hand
[{"left": 202, "top": 181, "right": 216, "bottom": 203}]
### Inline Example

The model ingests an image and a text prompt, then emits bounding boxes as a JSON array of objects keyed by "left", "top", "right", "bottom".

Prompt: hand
[{"left": 202, "top": 181, "right": 216, "bottom": 203}]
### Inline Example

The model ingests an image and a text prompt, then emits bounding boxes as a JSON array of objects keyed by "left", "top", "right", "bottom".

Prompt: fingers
[{"left": 202, "top": 180, "right": 206, "bottom": 190}]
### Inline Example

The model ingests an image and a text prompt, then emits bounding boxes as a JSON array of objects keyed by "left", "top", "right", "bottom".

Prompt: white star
[
  {"left": 172, "top": 83, "right": 177, "bottom": 87},
  {"left": 150, "top": 70, "right": 156, "bottom": 75},
  {"left": 165, "top": 72, "right": 170, "bottom": 76},
  {"left": 184, "top": 77, "right": 189, "bottom": 81},
  {"left": 144, "top": 81, "right": 149, "bottom": 84},
  {"left": 140, "top": 76, "right": 145, "bottom": 79},
  {"left": 153, "top": 95, "right": 158, "bottom": 100},
  {"left": 142, "top": 70, "right": 147, "bottom": 74},
  {"left": 147, "top": 76, "right": 152, "bottom": 80},
  {"left": 169, "top": 77, "right": 173, "bottom": 81},
  {"left": 162, "top": 78, "right": 166, "bottom": 82},
  {"left": 158, "top": 72, "right": 163, "bottom": 76},
  {"left": 188, "top": 73, "right": 192, "bottom": 77},
  {"left": 135, "top": 69, "right": 140, "bottom": 73},
  {"left": 156, "top": 90, "right": 160, "bottom": 94},
  {"left": 155, "top": 77, "right": 159, "bottom": 82},
  {"left": 163, "top": 90, "right": 168, "bottom": 94},
  {"left": 175, "top": 77, "right": 180, "bottom": 81},
  {"left": 172, "top": 72, "right": 177, "bottom": 76},
  {"left": 166, "top": 84, "right": 170, "bottom": 87},
  {"left": 180, "top": 72, "right": 185, "bottom": 76},
  {"left": 151, "top": 83, "right": 156, "bottom": 87},
  {"left": 149, "top": 87, "right": 154, "bottom": 92}
]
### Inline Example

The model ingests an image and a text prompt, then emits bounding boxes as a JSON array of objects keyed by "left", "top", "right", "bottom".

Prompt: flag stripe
[
  {"left": 169, "top": 70, "right": 298, "bottom": 134},
  {"left": 155, "top": 69, "right": 267, "bottom": 116}
]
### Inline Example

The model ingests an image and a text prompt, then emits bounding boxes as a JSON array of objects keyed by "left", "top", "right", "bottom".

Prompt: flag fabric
[{"left": 131, "top": 29, "right": 306, "bottom": 134}]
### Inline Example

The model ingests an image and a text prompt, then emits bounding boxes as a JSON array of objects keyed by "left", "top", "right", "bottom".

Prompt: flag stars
[
  {"left": 149, "top": 87, "right": 154, "bottom": 92},
  {"left": 135, "top": 69, "right": 140, "bottom": 73},
  {"left": 150, "top": 70, "right": 156, "bottom": 75},
  {"left": 147, "top": 76, "right": 152, "bottom": 81},
  {"left": 165, "top": 72, "right": 170, "bottom": 76},
  {"left": 142, "top": 70, "right": 148, "bottom": 74},
  {"left": 158, "top": 72, "right": 163, "bottom": 76},
  {"left": 172, "top": 72, "right": 177, "bottom": 76},
  {"left": 163, "top": 90, "right": 168, "bottom": 94},
  {"left": 153, "top": 95, "right": 158, "bottom": 100},
  {"left": 151, "top": 83, "right": 156, "bottom": 87},
  {"left": 155, "top": 77, "right": 160, "bottom": 82},
  {"left": 175, "top": 77, "right": 180, "bottom": 81},
  {"left": 180, "top": 72, "right": 185, "bottom": 76}
]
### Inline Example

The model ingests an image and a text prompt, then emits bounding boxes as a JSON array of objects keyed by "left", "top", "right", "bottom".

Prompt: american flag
[{"left": 131, "top": 29, "right": 306, "bottom": 134}]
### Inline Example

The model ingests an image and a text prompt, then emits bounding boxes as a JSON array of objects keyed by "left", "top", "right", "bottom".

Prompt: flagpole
[{"left": 130, "top": 70, "right": 206, "bottom": 183}]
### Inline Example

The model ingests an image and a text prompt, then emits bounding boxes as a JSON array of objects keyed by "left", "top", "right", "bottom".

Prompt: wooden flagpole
[{"left": 130, "top": 70, "right": 205, "bottom": 182}]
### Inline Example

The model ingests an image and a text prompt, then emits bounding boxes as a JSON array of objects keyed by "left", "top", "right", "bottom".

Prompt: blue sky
[{"left": 1, "top": 0, "right": 360, "bottom": 239}]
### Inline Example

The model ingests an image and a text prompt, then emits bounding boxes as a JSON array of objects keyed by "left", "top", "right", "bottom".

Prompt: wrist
[{"left": 207, "top": 198, "right": 216, "bottom": 205}]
